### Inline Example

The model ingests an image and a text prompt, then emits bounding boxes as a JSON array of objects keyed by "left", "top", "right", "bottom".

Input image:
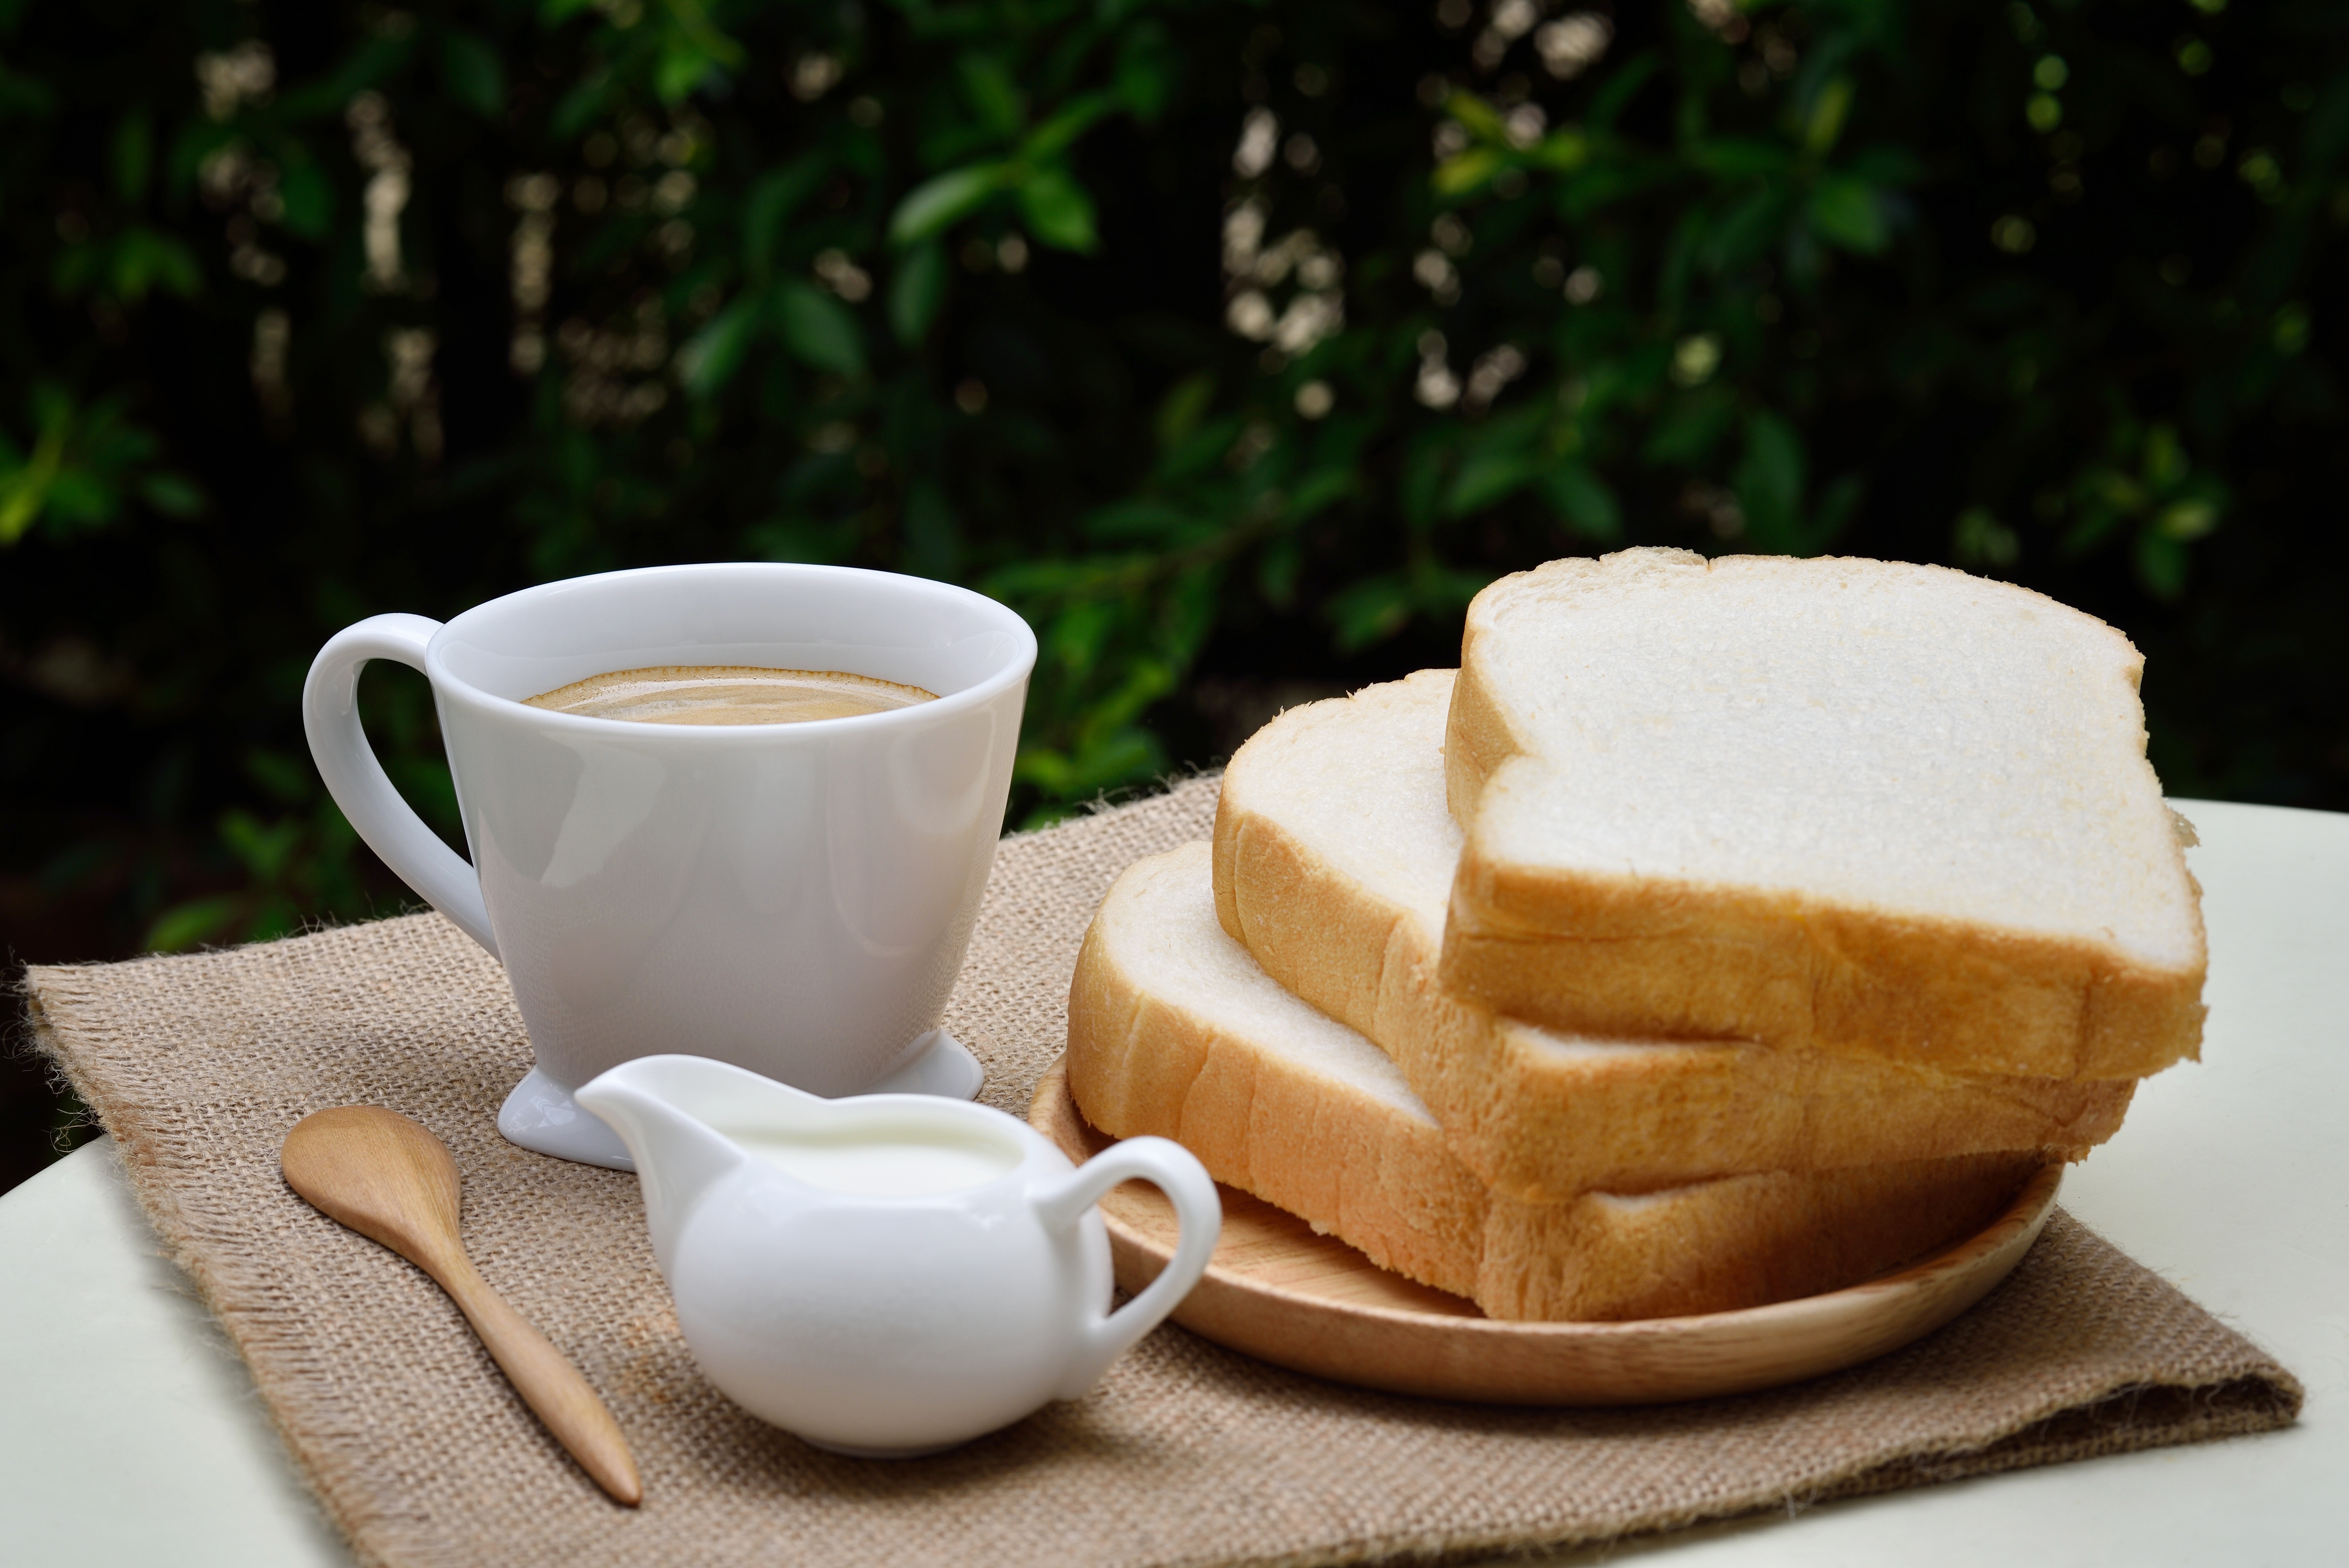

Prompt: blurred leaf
[
  {"left": 1736, "top": 412, "right": 1864, "bottom": 555},
  {"left": 1400, "top": 442, "right": 1445, "bottom": 531},
  {"left": 1559, "top": 160, "right": 1679, "bottom": 219},
  {"left": 1286, "top": 466, "right": 1355, "bottom": 523},
  {"left": 2136, "top": 529, "right": 2189, "bottom": 600},
  {"left": 1642, "top": 388, "right": 1737, "bottom": 465},
  {"left": 747, "top": 515, "right": 857, "bottom": 564},
  {"left": 1813, "top": 474, "right": 1864, "bottom": 548},
  {"left": 1023, "top": 92, "right": 1113, "bottom": 160},
  {"left": 1691, "top": 137, "right": 1793, "bottom": 178},
  {"left": 1018, "top": 166, "right": 1099, "bottom": 253},
  {"left": 774, "top": 282, "right": 866, "bottom": 378},
  {"left": 1530, "top": 131, "right": 1590, "bottom": 171},
  {"left": 243, "top": 748, "right": 313, "bottom": 805},
  {"left": 111, "top": 113, "right": 151, "bottom": 204},
  {"left": 958, "top": 53, "right": 1027, "bottom": 137},
  {"left": 1256, "top": 533, "right": 1304, "bottom": 606},
  {"left": 0, "top": 55, "right": 59, "bottom": 118},
  {"left": 145, "top": 895, "right": 243, "bottom": 953},
  {"left": 110, "top": 228, "right": 203, "bottom": 302},
  {"left": 548, "top": 66, "right": 614, "bottom": 141},
  {"left": 242, "top": 894, "right": 302, "bottom": 944},
  {"left": 1952, "top": 506, "right": 2019, "bottom": 568},
  {"left": 1114, "top": 23, "right": 1175, "bottom": 121},
  {"left": 745, "top": 157, "right": 829, "bottom": 278},
  {"left": 220, "top": 809, "right": 302, "bottom": 882},
  {"left": 1538, "top": 462, "right": 1624, "bottom": 542},
  {"left": 0, "top": 428, "right": 63, "bottom": 545},
  {"left": 278, "top": 160, "right": 334, "bottom": 239},
  {"left": 1445, "top": 449, "right": 1542, "bottom": 517},
  {"left": 139, "top": 472, "right": 204, "bottom": 517},
  {"left": 2157, "top": 498, "right": 2221, "bottom": 540},
  {"left": 1428, "top": 146, "right": 1503, "bottom": 197},
  {"left": 1155, "top": 414, "right": 1240, "bottom": 483},
  {"left": 44, "top": 467, "right": 112, "bottom": 525},
  {"left": 0, "top": 392, "right": 178, "bottom": 543},
  {"left": 902, "top": 481, "right": 962, "bottom": 577},
  {"left": 655, "top": 48, "right": 709, "bottom": 102},
  {"left": 274, "top": 32, "right": 418, "bottom": 120},
  {"left": 1587, "top": 50, "right": 1657, "bottom": 130},
  {"left": 1845, "top": 144, "right": 1925, "bottom": 187},
  {"left": 1434, "top": 148, "right": 1504, "bottom": 197},
  {"left": 437, "top": 28, "right": 507, "bottom": 116},
  {"left": 1327, "top": 573, "right": 1412, "bottom": 651},
  {"left": 1013, "top": 723, "right": 1160, "bottom": 805},
  {"left": 1708, "top": 186, "right": 1795, "bottom": 268},
  {"left": 1809, "top": 175, "right": 1889, "bottom": 254},
  {"left": 889, "top": 243, "right": 948, "bottom": 345},
  {"left": 889, "top": 164, "right": 1003, "bottom": 246},
  {"left": 1084, "top": 497, "right": 1194, "bottom": 544},
  {"left": 1734, "top": 410, "right": 1807, "bottom": 549},
  {"left": 677, "top": 293, "right": 764, "bottom": 396},
  {"left": 1446, "top": 92, "right": 1508, "bottom": 143},
  {"left": 1155, "top": 373, "right": 1215, "bottom": 451},
  {"left": 1805, "top": 76, "right": 1855, "bottom": 155}
]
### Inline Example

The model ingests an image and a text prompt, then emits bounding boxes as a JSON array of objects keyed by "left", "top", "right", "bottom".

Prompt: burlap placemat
[{"left": 25, "top": 774, "right": 2301, "bottom": 1568}]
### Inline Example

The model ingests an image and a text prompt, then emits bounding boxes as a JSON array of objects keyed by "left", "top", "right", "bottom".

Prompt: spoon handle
[{"left": 431, "top": 1254, "right": 643, "bottom": 1506}]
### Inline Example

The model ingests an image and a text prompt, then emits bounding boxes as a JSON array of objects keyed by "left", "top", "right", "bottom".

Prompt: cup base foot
[
  {"left": 497, "top": 1029, "right": 988, "bottom": 1169},
  {"left": 498, "top": 1066, "right": 639, "bottom": 1169},
  {"left": 863, "top": 1027, "right": 988, "bottom": 1099}
]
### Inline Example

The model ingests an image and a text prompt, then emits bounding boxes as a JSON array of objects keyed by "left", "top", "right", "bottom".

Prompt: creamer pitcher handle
[
  {"left": 1034, "top": 1135, "right": 1220, "bottom": 1397},
  {"left": 303, "top": 613, "right": 498, "bottom": 956}
]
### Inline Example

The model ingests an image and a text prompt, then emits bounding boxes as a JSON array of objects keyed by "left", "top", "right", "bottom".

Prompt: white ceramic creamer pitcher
[{"left": 574, "top": 1055, "right": 1220, "bottom": 1456}]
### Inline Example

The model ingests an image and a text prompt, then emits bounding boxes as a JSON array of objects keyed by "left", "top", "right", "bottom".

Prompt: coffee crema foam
[{"left": 523, "top": 666, "right": 937, "bottom": 726}]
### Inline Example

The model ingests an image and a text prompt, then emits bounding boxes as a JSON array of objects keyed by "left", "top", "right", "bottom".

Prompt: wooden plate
[{"left": 1030, "top": 1061, "right": 2061, "bottom": 1405}]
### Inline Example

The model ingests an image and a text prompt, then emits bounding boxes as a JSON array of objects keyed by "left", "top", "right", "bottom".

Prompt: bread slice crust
[
  {"left": 1069, "top": 843, "right": 2042, "bottom": 1322},
  {"left": 1214, "top": 669, "right": 2132, "bottom": 1201},
  {"left": 1442, "top": 549, "right": 2206, "bottom": 1081}
]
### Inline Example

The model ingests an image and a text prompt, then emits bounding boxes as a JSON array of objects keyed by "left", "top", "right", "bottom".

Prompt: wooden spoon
[{"left": 281, "top": 1105, "right": 643, "bottom": 1506}]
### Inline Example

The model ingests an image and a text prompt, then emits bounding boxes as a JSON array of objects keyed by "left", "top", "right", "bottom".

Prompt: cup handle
[
  {"left": 302, "top": 613, "right": 498, "bottom": 957},
  {"left": 1032, "top": 1135, "right": 1221, "bottom": 1397}
]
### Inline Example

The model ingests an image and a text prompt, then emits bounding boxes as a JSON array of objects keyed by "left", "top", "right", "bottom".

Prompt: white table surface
[{"left": 3, "top": 798, "right": 2342, "bottom": 1566}]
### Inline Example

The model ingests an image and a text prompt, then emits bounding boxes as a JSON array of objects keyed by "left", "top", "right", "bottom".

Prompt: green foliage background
[{"left": 4, "top": 0, "right": 2345, "bottom": 1181}]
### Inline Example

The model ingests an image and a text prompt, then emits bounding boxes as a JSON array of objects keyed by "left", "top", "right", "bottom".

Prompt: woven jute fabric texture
[{"left": 26, "top": 773, "right": 2301, "bottom": 1568}]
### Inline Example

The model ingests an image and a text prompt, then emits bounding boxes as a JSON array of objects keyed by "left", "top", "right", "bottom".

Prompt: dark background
[{"left": 6, "top": 0, "right": 2344, "bottom": 1194}]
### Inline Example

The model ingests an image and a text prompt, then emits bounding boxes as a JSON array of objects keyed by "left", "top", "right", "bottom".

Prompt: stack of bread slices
[{"left": 1064, "top": 549, "right": 2207, "bottom": 1322}]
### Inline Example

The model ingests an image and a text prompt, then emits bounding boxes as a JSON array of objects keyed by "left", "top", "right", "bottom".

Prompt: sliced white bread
[
  {"left": 1212, "top": 668, "right": 2131, "bottom": 1201},
  {"left": 1069, "top": 842, "right": 2042, "bottom": 1322},
  {"left": 1441, "top": 548, "right": 2205, "bottom": 1081}
]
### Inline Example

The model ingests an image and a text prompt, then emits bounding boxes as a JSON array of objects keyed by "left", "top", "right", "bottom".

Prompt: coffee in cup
[{"left": 524, "top": 666, "right": 937, "bottom": 726}]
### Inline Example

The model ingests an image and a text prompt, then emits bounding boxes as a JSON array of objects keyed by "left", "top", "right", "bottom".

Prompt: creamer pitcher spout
[{"left": 574, "top": 1056, "right": 754, "bottom": 1274}]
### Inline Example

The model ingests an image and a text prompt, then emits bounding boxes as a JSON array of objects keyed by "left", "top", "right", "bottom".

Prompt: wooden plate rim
[{"left": 1031, "top": 1059, "right": 2061, "bottom": 1398}]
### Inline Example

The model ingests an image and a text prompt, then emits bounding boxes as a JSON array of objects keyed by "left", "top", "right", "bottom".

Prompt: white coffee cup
[{"left": 303, "top": 563, "right": 1036, "bottom": 1168}]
